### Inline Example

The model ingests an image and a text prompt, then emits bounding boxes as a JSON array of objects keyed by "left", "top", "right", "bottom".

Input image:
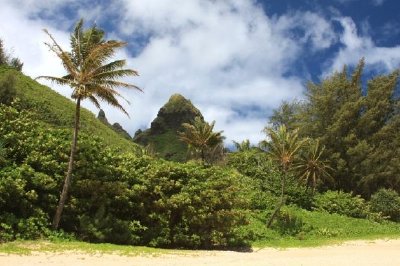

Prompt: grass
[
  {"left": 248, "top": 206, "right": 400, "bottom": 248},
  {"left": 0, "top": 240, "right": 195, "bottom": 256}
]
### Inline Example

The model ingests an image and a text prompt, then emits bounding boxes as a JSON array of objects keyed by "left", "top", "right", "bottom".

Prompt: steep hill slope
[
  {"left": 0, "top": 66, "right": 140, "bottom": 153},
  {"left": 134, "top": 94, "right": 204, "bottom": 161}
]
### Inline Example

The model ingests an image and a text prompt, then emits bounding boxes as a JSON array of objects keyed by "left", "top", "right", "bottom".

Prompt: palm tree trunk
[
  {"left": 267, "top": 171, "right": 287, "bottom": 228},
  {"left": 52, "top": 97, "right": 81, "bottom": 229}
]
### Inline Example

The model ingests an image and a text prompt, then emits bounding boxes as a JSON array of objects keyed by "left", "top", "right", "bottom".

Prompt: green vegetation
[
  {"left": 0, "top": 240, "right": 190, "bottom": 255},
  {"left": 277, "top": 60, "right": 400, "bottom": 196},
  {"left": 36, "top": 19, "right": 141, "bottom": 229},
  {"left": 0, "top": 66, "right": 139, "bottom": 152},
  {"left": 0, "top": 104, "right": 250, "bottom": 249},
  {"left": 250, "top": 206, "right": 400, "bottom": 248},
  {"left": 1, "top": 21, "right": 399, "bottom": 252}
]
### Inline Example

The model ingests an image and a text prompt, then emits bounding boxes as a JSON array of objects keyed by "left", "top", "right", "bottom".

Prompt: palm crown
[{"left": 37, "top": 19, "right": 141, "bottom": 115}]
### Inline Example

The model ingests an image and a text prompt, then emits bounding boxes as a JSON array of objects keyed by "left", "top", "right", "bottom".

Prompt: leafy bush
[
  {"left": 313, "top": 190, "right": 368, "bottom": 218},
  {"left": 369, "top": 189, "right": 400, "bottom": 222},
  {"left": 227, "top": 150, "right": 314, "bottom": 210},
  {"left": 118, "top": 158, "right": 252, "bottom": 249}
]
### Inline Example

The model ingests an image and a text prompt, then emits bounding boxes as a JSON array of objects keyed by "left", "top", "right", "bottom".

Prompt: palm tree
[
  {"left": 178, "top": 117, "right": 225, "bottom": 164},
  {"left": 37, "top": 19, "right": 141, "bottom": 229},
  {"left": 293, "top": 139, "right": 333, "bottom": 194},
  {"left": 260, "top": 125, "right": 306, "bottom": 227},
  {"left": 232, "top": 139, "right": 251, "bottom": 152}
]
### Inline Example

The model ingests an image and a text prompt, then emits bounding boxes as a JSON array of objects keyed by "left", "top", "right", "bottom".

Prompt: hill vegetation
[{"left": 0, "top": 66, "right": 139, "bottom": 153}]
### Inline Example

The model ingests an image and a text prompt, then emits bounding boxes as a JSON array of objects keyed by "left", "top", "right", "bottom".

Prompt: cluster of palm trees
[{"left": 262, "top": 125, "right": 332, "bottom": 226}]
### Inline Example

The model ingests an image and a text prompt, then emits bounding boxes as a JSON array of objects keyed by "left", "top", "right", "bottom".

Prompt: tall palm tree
[
  {"left": 37, "top": 19, "right": 141, "bottom": 229},
  {"left": 294, "top": 139, "right": 333, "bottom": 194},
  {"left": 260, "top": 125, "right": 306, "bottom": 227},
  {"left": 178, "top": 117, "right": 225, "bottom": 164}
]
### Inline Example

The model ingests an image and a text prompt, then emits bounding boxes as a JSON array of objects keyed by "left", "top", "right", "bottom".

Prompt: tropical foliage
[
  {"left": 294, "top": 140, "right": 333, "bottom": 193},
  {"left": 37, "top": 19, "right": 141, "bottom": 229},
  {"left": 1, "top": 19, "right": 400, "bottom": 251},
  {"left": 179, "top": 117, "right": 225, "bottom": 164}
]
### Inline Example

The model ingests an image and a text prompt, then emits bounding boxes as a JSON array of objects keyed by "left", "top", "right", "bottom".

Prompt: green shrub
[
  {"left": 122, "top": 159, "right": 252, "bottom": 249},
  {"left": 313, "top": 190, "right": 368, "bottom": 218},
  {"left": 0, "top": 72, "right": 16, "bottom": 105},
  {"left": 369, "top": 189, "right": 400, "bottom": 222},
  {"left": 274, "top": 207, "right": 306, "bottom": 236}
]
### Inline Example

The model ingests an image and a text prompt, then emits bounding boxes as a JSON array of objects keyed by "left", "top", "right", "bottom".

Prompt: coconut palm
[
  {"left": 178, "top": 117, "right": 225, "bottom": 164},
  {"left": 294, "top": 139, "right": 333, "bottom": 194},
  {"left": 37, "top": 19, "right": 141, "bottom": 229},
  {"left": 260, "top": 125, "right": 306, "bottom": 227}
]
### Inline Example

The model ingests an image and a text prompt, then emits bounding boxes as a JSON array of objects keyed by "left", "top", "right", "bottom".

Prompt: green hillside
[
  {"left": 134, "top": 94, "right": 204, "bottom": 161},
  {"left": 0, "top": 66, "right": 140, "bottom": 153}
]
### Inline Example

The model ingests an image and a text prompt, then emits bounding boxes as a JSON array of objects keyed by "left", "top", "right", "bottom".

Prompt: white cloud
[
  {"left": 0, "top": 3, "right": 70, "bottom": 92},
  {"left": 325, "top": 17, "right": 400, "bottom": 74}
]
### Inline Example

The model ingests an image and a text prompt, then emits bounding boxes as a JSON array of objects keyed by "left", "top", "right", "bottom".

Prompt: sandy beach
[{"left": 1, "top": 239, "right": 399, "bottom": 266}]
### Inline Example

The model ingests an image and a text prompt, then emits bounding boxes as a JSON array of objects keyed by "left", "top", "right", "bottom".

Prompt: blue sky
[{"left": 1, "top": 0, "right": 399, "bottom": 144}]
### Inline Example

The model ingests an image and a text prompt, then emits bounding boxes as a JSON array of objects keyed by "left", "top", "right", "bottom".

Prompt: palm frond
[
  {"left": 43, "top": 29, "right": 78, "bottom": 78},
  {"left": 92, "top": 69, "right": 139, "bottom": 81},
  {"left": 88, "top": 95, "right": 101, "bottom": 109},
  {"left": 35, "top": 75, "right": 72, "bottom": 86}
]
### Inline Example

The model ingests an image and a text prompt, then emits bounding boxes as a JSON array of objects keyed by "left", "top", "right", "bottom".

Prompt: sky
[{"left": 1, "top": 0, "right": 399, "bottom": 145}]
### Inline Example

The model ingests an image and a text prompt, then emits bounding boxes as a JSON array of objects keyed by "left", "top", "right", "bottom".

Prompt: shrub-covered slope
[{"left": 0, "top": 66, "right": 140, "bottom": 152}]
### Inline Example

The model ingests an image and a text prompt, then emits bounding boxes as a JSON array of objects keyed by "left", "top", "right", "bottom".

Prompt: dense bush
[
  {"left": 313, "top": 190, "right": 368, "bottom": 218},
  {"left": 113, "top": 157, "right": 252, "bottom": 248},
  {"left": 0, "top": 104, "right": 252, "bottom": 248},
  {"left": 369, "top": 189, "right": 400, "bottom": 222}
]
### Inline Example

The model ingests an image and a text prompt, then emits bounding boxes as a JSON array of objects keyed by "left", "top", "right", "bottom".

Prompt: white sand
[{"left": 1, "top": 239, "right": 399, "bottom": 266}]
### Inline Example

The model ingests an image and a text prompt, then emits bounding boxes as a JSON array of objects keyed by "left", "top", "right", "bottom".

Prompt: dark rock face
[
  {"left": 97, "top": 109, "right": 132, "bottom": 140},
  {"left": 150, "top": 94, "right": 203, "bottom": 134},
  {"left": 97, "top": 109, "right": 108, "bottom": 124},
  {"left": 133, "top": 93, "right": 204, "bottom": 162}
]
